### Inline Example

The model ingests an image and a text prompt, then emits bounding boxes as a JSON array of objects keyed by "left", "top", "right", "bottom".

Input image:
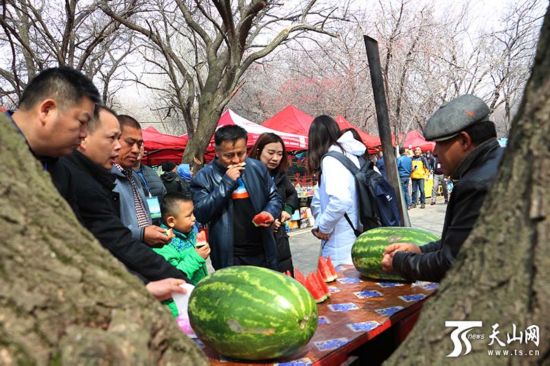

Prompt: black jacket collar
[
  {"left": 453, "top": 138, "right": 500, "bottom": 180},
  {"left": 69, "top": 150, "right": 116, "bottom": 190}
]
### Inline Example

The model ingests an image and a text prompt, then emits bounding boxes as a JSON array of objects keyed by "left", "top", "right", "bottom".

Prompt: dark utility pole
[{"left": 364, "top": 35, "right": 411, "bottom": 226}]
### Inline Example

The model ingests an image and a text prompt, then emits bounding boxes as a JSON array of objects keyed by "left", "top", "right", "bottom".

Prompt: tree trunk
[
  {"left": 386, "top": 7, "right": 550, "bottom": 365},
  {"left": 0, "top": 121, "right": 207, "bottom": 364}
]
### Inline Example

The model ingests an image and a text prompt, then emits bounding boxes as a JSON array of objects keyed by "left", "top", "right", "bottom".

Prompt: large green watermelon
[
  {"left": 351, "top": 227, "right": 440, "bottom": 281},
  {"left": 188, "top": 266, "right": 318, "bottom": 361}
]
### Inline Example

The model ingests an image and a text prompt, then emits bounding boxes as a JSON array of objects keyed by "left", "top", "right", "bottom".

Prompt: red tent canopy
[
  {"left": 211, "top": 109, "right": 308, "bottom": 151},
  {"left": 142, "top": 127, "right": 188, "bottom": 165},
  {"left": 262, "top": 105, "right": 314, "bottom": 136},
  {"left": 402, "top": 130, "right": 435, "bottom": 152}
]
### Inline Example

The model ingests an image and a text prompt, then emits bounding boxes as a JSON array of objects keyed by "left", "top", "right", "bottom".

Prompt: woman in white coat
[{"left": 308, "top": 116, "right": 366, "bottom": 266}]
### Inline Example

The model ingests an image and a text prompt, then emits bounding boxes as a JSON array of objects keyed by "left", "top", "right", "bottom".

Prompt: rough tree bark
[
  {"left": 0, "top": 123, "right": 207, "bottom": 364},
  {"left": 386, "top": 6, "right": 550, "bottom": 365}
]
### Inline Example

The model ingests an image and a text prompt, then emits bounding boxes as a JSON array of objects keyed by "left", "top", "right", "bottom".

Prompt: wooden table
[{"left": 192, "top": 266, "right": 437, "bottom": 365}]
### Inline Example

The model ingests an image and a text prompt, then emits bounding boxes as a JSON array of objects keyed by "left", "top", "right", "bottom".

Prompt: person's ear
[
  {"left": 37, "top": 99, "right": 57, "bottom": 125},
  {"left": 166, "top": 216, "right": 176, "bottom": 228},
  {"left": 458, "top": 131, "right": 473, "bottom": 150}
]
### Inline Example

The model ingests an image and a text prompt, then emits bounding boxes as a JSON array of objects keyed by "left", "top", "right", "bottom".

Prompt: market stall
[{"left": 191, "top": 265, "right": 437, "bottom": 365}]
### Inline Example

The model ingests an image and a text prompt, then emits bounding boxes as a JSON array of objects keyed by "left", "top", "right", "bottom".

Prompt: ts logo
[{"left": 445, "top": 321, "right": 483, "bottom": 357}]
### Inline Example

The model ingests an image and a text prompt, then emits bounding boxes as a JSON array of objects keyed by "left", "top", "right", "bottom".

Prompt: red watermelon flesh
[
  {"left": 318, "top": 256, "right": 336, "bottom": 282},
  {"left": 252, "top": 212, "right": 274, "bottom": 226},
  {"left": 294, "top": 268, "right": 307, "bottom": 287},
  {"left": 314, "top": 271, "right": 330, "bottom": 298},
  {"left": 326, "top": 256, "right": 338, "bottom": 279},
  {"left": 305, "top": 273, "right": 327, "bottom": 303},
  {"left": 196, "top": 229, "right": 208, "bottom": 247}
]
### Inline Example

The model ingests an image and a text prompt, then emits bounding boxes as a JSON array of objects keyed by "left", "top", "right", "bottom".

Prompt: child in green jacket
[{"left": 155, "top": 192, "right": 210, "bottom": 317}]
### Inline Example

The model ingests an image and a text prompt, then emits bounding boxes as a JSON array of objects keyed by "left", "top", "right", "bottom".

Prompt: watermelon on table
[
  {"left": 305, "top": 273, "right": 327, "bottom": 303},
  {"left": 351, "top": 227, "right": 440, "bottom": 281},
  {"left": 314, "top": 271, "right": 330, "bottom": 298},
  {"left": 326, "top": 256, "right": 337, "bottom": 279},
  {"left": 188, "top": 266, "right": 318, "bottom": 361},
  {"left": 252, "top": 212, "right": 274, "bottom": 226},
  {"left": 317, "top": 256, "right": 336, "bottom": 282},
  {"left": 294, "top": 268, "right": 307, "bottom": 287}
]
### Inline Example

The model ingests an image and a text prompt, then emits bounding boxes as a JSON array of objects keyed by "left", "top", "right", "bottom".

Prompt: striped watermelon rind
[
  {"left": 188, "top": 266, "right": 318, "bottom": 361},
  {"left": 351, "top": 227, "right": 440, "bottom": 281}
]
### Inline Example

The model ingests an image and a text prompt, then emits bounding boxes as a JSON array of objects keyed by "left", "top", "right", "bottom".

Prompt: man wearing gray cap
[{"left": 381, "top": 94, "right": 504, "bottom": 282}]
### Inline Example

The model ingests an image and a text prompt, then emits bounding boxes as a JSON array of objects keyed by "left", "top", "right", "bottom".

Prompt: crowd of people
[{"left": 3, "top": 66, "right": 504, "bottom": 317}]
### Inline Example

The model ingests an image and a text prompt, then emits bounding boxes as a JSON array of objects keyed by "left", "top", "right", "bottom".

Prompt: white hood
[{"left": 329, "top": 131, "right": 366, "bottom": 156}]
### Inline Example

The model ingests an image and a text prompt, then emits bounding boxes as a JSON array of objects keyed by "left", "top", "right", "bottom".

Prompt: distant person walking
[
  {"left": 410, "top": 147, "right": 429, "bottom": 208},
  {"left": 397, "top": 147, "right": 413, "bottom": 208}
]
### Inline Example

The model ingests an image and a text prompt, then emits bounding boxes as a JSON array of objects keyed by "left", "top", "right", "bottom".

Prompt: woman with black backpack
[{"left": 307, "top": 115, "right": 366, "bottom": 267}]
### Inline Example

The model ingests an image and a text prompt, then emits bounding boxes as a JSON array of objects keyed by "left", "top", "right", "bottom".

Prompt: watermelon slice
[
  {"left": 294, "top": 268, "right": 307, "bottom": 287},
  {"left": 305, "top": 273, "right": 327, "bottom": 303},
  {"left": 314, "top": 271, "right": 330, "bottom": 299},
  {"left": 318, "top": 256, "right": 336, "bottom": 282},
  {"left": 326, "top": 256, "right": 338, "bottom": 280},
  {"left": 252, "top": 212, "right": 274, "bottom": 227},
  {"left": 196, "top": 229, "right": 208, "bottom": 248}
]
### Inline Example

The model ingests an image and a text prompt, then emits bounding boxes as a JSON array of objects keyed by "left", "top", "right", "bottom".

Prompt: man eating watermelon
[
  {"left": 381, "top": 95, "right": 504, "bottom": 282},
  {"left": 191, "top": 125, "right": 282, "bottom": 270}
]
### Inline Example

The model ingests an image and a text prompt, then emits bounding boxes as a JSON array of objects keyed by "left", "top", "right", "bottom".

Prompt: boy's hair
[
  {"left": 18, "top": 66, "right": 101, "bottom": 111},
  {"left": 161, "top": 192, "right": 193, "bottom": 222}
]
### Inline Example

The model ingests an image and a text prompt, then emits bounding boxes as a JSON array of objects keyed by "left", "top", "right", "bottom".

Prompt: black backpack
[{"left": 322, "top": 151, "right": 401, "bottom": 236}]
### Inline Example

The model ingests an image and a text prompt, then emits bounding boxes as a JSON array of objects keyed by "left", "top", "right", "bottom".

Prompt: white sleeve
[
  {"left": 311, "top": 188, "right": 320, "bottom": 219},
  {"left": 316, "top": 156, "right": 354, "bottom": 234}
]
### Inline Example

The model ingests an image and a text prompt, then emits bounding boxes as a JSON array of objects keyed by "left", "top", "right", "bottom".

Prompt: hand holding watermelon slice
[{"left": 252, "top": 211, "right": 274, "bottom": 227}]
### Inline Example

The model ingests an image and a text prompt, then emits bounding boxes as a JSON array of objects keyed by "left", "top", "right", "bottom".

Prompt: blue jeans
[
  {"left": 400, "top": 177, "right": 410, "bottom": 207},
  {"left": 411, "top": 178, "right": 425, "bottom": 205}
]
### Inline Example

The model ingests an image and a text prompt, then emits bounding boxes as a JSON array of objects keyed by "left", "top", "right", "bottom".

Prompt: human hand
[
  {"left": 381, "top": 253, "right": 395, "bottom": 273},
  {"left": 311, "top": 227, "right": 330, "bottom": 241},
  {"left": 145, "top": 278, "right": 186, "bottom": 301},
  {"left": 226, "top": 162, "right": 246, "bottom": 181},
  {"left": 252, "top": 211, "right": 274, "bottom": 227},
  {"left": 383, "top": 243, "right": 421, "bottom": 256},
  {"left": 195, "top": 243, "right": 211, "bottom": 259},
  {"left": 280, "top": 211, "right": 291, "bottom": 223},
  {"left": 144, "top": 225, "right": 172, "bottom": 246},
  {"left": 272, "top": 219, "right": 281, "bottom": 232}
]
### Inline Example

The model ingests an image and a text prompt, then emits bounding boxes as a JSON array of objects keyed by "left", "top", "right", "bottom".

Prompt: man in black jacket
[
  {"left": 382, "top": 94, "right": 504, "bottom": 282},
  {"left": 191, "top": 125, "right": 282, "bottom": 270},
  {"left": 51, "top": 106, "right": 189, "bottom": 284}
]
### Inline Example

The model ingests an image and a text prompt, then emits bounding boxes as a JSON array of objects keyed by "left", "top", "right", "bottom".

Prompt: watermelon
[
  {"left": 196, "top": 229, "right": 208, "bottom": 248},
  {"left": 317, "top": 256, "right": 336, "bottom": 282},
  {"left": 293, "top": 268, "right": 307, "bottom": 287},
  {"left": 351, "top": 227, "right": 440, "bottom": 281},
  {"left": 314, "top": 271, "right": 330, "bottom": 298},
  {"left": 305, "top": 273, "right": 327, "bottom": 303},
  {"left": 252, "top": 212, "right": 274, "bottom": 226},
  {"left": 326, "top": 256, "right": 337, "bottom": 279},
  {"left": 188, "top": 266, "right": 318, "bottom": 360}
]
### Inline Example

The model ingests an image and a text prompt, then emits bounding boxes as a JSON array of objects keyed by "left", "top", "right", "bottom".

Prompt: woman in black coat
[{"left": 250, "top": 133, "right": 299, "bottom": 274}]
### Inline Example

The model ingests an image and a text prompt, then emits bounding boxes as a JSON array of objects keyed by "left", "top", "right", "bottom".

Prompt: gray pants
[{"left": 431, "top": 174, "right": 448, "bottom": 203}]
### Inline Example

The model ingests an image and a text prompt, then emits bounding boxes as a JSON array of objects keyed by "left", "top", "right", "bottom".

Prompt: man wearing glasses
[{"left": 112, "top": 115, "right": 171, "bottom": 247}]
